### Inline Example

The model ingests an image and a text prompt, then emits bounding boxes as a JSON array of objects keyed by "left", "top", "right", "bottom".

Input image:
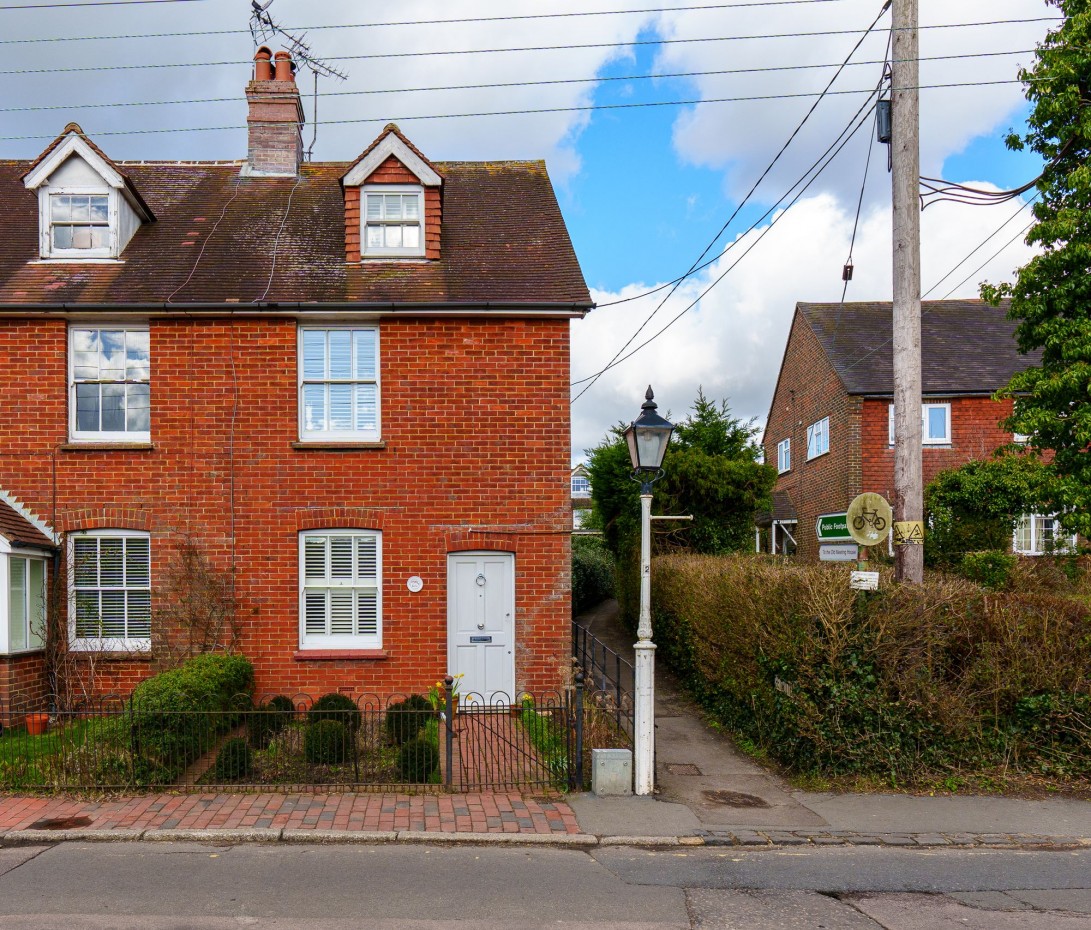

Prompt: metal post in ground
[
  {"left": 574, "top": 670, "right": 585, "bottom": 791},
  {"left": 634, "top": 491, "right": 656, "bottom": 795},
  {"left": 444, "top": 674, "right": 454, "bottom": 789}
]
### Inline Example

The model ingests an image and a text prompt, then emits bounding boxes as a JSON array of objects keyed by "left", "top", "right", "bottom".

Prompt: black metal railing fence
[{"left": 0, "top": 684, "right": 632, "bottom": 794}]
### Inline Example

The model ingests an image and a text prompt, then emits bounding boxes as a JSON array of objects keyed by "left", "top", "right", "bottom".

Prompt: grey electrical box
[{"left": 591, "top": 748, "right": 633, "bottom": 796}]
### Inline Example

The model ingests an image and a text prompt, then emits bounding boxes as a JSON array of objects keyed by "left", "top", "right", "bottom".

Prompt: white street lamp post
[{"left": 623, "top": 386, "right": 674, "bottom": 796}]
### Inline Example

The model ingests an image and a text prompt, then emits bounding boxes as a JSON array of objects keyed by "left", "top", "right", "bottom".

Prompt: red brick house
[
  {"left": 0, "top": 48, "right": 591, "bottom": 710},
  {"left": 760, "top": 299, "right": 1046, "bottom": 562}
]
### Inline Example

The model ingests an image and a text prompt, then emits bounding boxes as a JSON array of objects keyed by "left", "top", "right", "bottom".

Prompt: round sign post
[{"left": 846, "top": 493, "right": 892, "bottom": 571}]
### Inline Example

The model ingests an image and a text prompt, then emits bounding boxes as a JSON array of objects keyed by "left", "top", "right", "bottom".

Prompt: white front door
[{"left": 447, "top": 551, "right": 515, "bottom": 703}]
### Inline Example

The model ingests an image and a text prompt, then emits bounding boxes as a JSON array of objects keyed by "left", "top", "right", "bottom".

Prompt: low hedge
[
  {"left": 652, "top": 554, "right": 1091, "bottom": 783},
  {"left": 130, "top": 653, "right": 255, "bottom": 783}
]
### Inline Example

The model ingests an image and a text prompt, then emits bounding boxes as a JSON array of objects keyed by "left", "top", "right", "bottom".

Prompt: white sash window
[{"left": 299, "top": 531, "right": 382, "bottom": 650}]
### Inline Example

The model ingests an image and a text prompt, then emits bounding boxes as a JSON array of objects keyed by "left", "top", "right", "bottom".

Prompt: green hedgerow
[
  {"left": 960, "top": 550, "right": 1017, "bottom": 590},
  {"left": 307, "top": 693, "right": 361, "bottom": 731},
  {"left": 397, "top": 736, "right": 439, "bottom": 783},
  {"left": 384, "top": 694, "right": 432, "bottom": 746},
  {"left": 304, "top": 719, "right": 350, "bottom": 765},
  {"left": 212, "top": 737, "right": 252, "bottom": 782}
]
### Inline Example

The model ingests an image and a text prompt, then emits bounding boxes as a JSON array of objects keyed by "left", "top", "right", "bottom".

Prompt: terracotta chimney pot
[
  {"left": 254, "top": 46, "right": 273, "bottom": 81},
  {"left": 274, "top": 51, "right": 295, "bottom": 82}
]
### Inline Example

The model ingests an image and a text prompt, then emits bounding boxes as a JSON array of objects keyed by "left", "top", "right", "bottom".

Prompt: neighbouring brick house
[
  {"left": 760, "top": 299, "right": 1049, "bottom": 562},
  {"left": 0, "top": 47, "right": 592, "bottom": 712},
  {"left": 570, "top": 464, "right": 592, "bottom": 530}
]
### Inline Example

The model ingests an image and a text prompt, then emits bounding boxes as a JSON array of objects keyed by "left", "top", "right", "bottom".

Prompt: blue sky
[{"left": 0, "top": 0, "right": 1053, "bottom": 456}]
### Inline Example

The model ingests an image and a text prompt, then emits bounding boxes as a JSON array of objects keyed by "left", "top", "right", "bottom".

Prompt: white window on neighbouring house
[
  {"left": 363, "top": 186, "right": 424, "bottom": 257},
  {"left": 777, "top": 438, "right": 791, "bottom": 474},
  {"left": 806, "top": 416, "right": 830, "bottom": 460},
  {"left": 299, "top": 327, "right": 380, "bottom": 441},
  {"left": 70, "top": 531, "right": 151, "bottom": 651},
  {"left": 69, "top": 325, "right": 150, "bottom": 442},
  {"left": 1013, "top": 514, "right": 1077, "bottom": 556},
  {"left": 300, "top": 530, "right": 382, "bottom": 650},
  {"left": 3, "top": 554, "right": 47, "bottom": 654},
  {"left": 571, "top": 475, "right": 591, "bottom": 497},
  {"left": 888, "top": 402, "right": 951, "bottom": 446}
]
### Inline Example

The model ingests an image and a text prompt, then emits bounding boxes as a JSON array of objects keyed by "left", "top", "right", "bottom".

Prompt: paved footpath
[{"left": 0, "top": 791, "right": 581, "bottom": 841}]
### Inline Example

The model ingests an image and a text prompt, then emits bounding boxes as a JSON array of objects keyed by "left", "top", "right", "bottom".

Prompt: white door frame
[{"left": 446, "top": 550, "right": 515, "bottom": 704}]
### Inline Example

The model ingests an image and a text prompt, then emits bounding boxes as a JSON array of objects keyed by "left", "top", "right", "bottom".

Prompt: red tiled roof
[
  {"left": 0, "top": 500, "right": 54, "bottom": 549},
  {"left": 799, "top": 300, "right": 1041, "bottom": 395},
  {"left": 0, "top": 159, "right": 590, "bottom": 308}
]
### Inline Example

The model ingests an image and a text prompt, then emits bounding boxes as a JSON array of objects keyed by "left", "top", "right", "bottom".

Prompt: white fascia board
[
  {"left": 0, "top": 490, "right": 58, "bottom": 545},
  {"left": 342, "top": 134, "right": 442, "bottom": 187},
  {"left": 23, "top": 135, "right": 126, "bottom": 192}
]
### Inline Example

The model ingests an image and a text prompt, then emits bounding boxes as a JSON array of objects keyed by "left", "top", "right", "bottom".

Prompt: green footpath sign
[{"left": 816, "top": 512, "right": 851, "bottom": 542}]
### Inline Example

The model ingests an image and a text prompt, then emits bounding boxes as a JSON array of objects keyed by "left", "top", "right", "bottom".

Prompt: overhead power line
[
  {"left": 0, "top": 0, "right": 851, "bottom": 40},
  {"left": 833, "top": 196, "right": 1039, "bottom": 378},
  {"left": 572, "top": 98, "right": 879, "bottom": 396},
  {"left": 0, "top": 80, "right": 1028, "bottom": 143},
  {"left": 0, "top": 0, "right": 203, "bottom": 9},
  {"left": 0, "top": 49, "right": 1034, "bottom": 115},
  {"left": 0, "top": 19, "right": 1058, "bottom": 76},
  {"left": 570, "top": 1, "right": 891, "bottom": 401}
]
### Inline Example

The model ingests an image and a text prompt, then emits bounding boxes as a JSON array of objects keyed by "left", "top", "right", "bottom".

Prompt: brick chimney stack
[{"left": 243, "top": 47, "right": 304, "bottom": 177}]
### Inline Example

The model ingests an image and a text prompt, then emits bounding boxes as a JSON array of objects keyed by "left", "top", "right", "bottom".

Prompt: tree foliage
[
  {"left": 924, "top": 454, "right": 1055, "bottom": 567},
  {"left": 981, "top": 0, "right": 1091, "bottom": 534},
  {"left": 586, "top": 389, "right": 775, "bottom": 559}
]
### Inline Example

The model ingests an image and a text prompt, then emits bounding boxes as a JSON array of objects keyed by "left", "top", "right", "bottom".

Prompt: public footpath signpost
[{"left": 816, "top": 512, "right": 858, "bottom": 562}]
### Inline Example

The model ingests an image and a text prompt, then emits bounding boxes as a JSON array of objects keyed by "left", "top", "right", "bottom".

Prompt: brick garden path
[{"left": 0, "top": 791, "right": 579, "bottom": 834}]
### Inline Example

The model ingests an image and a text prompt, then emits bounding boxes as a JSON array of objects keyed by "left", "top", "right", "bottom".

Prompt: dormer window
[
  {"left": 22, "top": 124, "right": 153, "bottom": 262},
  {"left": 342, "top": 124, "right": 442, "bottom": 263},
  {"left": 364, "top": 186, "right": 423, "bottom": 257},
  {"left": 50, "top": 193, "right": 111, "bottom": 254}
]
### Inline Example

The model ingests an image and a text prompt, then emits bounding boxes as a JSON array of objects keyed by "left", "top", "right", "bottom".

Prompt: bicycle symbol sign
[{"left": 846, "top": 493, "right": 893, "bottom": 547}]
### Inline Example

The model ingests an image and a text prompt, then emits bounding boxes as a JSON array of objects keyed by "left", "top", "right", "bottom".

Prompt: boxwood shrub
[{"left": 129, "top": 653, "right": 255, "bottom": 784}]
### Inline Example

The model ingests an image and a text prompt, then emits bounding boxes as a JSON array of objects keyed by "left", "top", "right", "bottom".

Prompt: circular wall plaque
[{"left": 406, "top": 575, "right": 424, "bottom": 593}]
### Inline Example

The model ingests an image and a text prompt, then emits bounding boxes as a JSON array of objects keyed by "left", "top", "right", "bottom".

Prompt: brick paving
[{"left": 0, "top": 791, "right": 580, "bottom": 836}]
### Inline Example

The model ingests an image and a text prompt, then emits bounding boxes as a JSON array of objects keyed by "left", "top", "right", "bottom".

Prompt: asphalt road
[{"left": 0, "top": 842, "right": 1087, "bottom": 929}]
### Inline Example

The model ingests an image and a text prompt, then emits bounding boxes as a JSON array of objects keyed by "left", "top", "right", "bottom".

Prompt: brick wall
[
  {"left": 344, "top": 156, "right": 442, "bottom": 262},
  {"left": 763, "top": 309, "right": 858, "bottom": 561},
  {"left": 0, "top": 652, "right": 47, "bottom": 723},
  {"left": 860, "top": 395, "right": 1018, "bottom": 498},
  {"left": 0, "top": 314, "right": 571, "bottom": 700}
]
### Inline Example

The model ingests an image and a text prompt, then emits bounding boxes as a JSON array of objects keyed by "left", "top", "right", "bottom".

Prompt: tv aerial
[{"left": 249, "top": 0, "right": 348, "bottom": 159}]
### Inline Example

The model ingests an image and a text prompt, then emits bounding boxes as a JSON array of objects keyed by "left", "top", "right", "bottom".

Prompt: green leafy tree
[
  {"left": 981, "top": 0, "right": 1091, "bottom": 534},
  {"left": 585, "top": 390, "right": 775, "bottom": 624},
  {"left": 924, "top": 454, "right": 1055, "bottom": 567}
]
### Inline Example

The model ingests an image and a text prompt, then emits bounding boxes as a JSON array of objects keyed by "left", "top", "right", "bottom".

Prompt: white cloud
[{"left": 571, "top": 189, "right": 1039, "bottom": 458}]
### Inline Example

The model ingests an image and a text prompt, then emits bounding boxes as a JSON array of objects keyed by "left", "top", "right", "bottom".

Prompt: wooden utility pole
[{"left": 891, "top": 0, "right": 923, "bottom": 583}]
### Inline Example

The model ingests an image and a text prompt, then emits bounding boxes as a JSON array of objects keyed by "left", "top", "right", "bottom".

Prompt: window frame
[
  {"left": 0, "top": 547, "right": 49, "bottom": 655},
  {"left": 68, "top": 529, "right": 151, "bottom": 653},
  {"left": 806, "top": 416, "right": 830, "bottom": 460},
  {"left": 298, "top": 529, "right": 383, "bottom": 651},
  {"left": 888, "top": 402, "right": 951, "bottom": 446},
  {"left": 777, "top": 438, "right": 791, "bottom": 474},
  {"left": 39, "top": 186, "right": 117, "bottom": 260},
  {"left": 297, "top": 325, "right": 382, "bottom": 442},
  {"left": 1013, "top": 513, "right": 1077, "bottom": 556},
  {"left": 571, "top": 475, "right": 591, "bottom": 496},
  {"left": 68, "top": 323, "right": 151, "bottom": 443},
  {"left": 361, "top": 185, "right": 426, "bottom": 259}
]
